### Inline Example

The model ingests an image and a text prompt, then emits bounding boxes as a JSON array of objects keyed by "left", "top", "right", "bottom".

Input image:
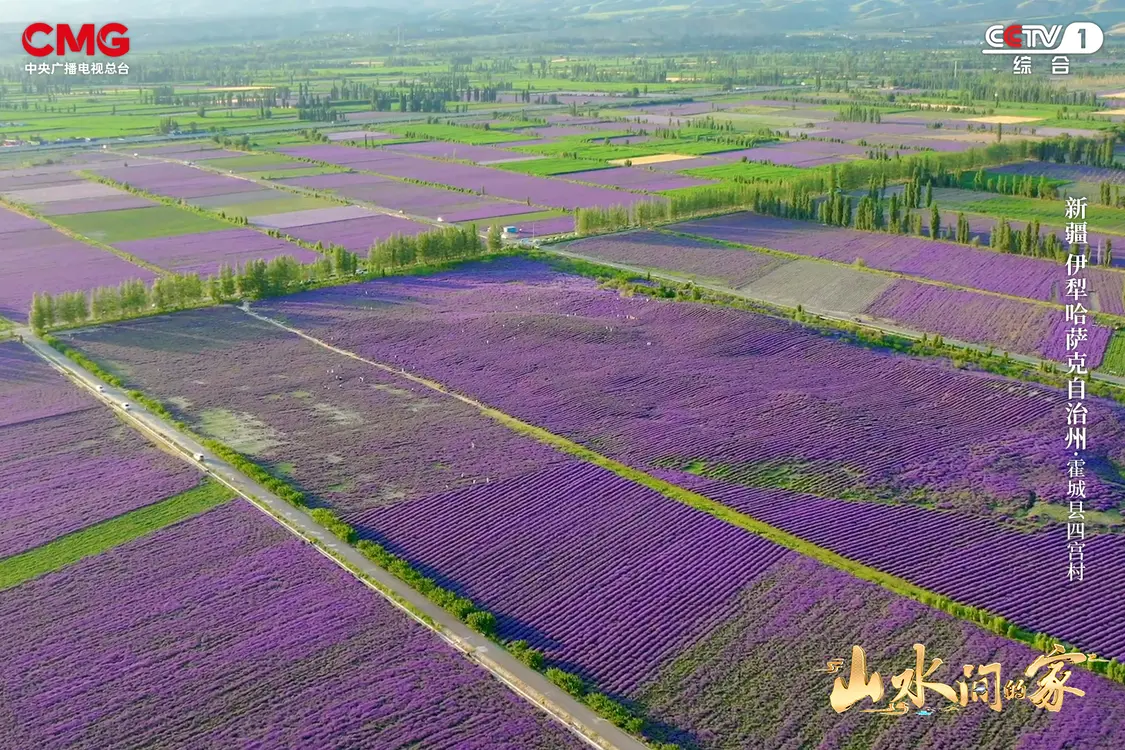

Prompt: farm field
[
  {"left": 563, "top": 231, "right": 789, "bottom": 287},
  {"left": 0, "top": 499, "right": 585, "bottom": 749},
  {"left": 93, "top": 162, "right": 260, "bottom": 200},
  {"left": 57, "top": 307, "right": 1125, "bottom": 748},
  {"left": 564, "top": 231, "right": 1115, "bottom": 366},
  {"left": 495, "top": 157, "right": 615, "bottom": 176},
  {"left": 681, "top": 160, "right": 818, "bottom": 183},
  {"left": 275, "top": 171, "right": 530, "bottom": 221},
  {"left": 51, "top": 205, "right": 231, "bottom": 243},
  {"left": 382, "top": 122, "right": 532, "bottom": 144},
  {"left": 922, "top": 189, "right": 1125, "bottom": 235},
  {"left": 277, "top": 144, "right": 657, "bottom": 211},
  {"left": 115, "top": 228, "right": 319, "bottom": 276},
  {"left": 205, "top": 259, "right": 1125, "bottom": 659},
  {"left": 61, "top": 307, "right": 569, "bottom": 514},
  {"left": 1103, "top": 332, "right": 1125, "bottom": 377},
  {"left": 0, "top": 206, "right": 156, "bottom": 320},
  {"left": 283, "top": 213, "right": 433, "bottom": 250},
  {"left": 0, "top": 341, "right": 204, "bottom": 559},
  {"left": 559, "top": 166, "right": 715, "bottom": 192},
  {"left": 671, "top": 212, "right": 1125, "bottom": 316}
]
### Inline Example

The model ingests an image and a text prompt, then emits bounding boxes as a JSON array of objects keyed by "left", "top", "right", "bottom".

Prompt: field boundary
[{"left": 0, "top": 481, "right": 233, "bottom": 590}]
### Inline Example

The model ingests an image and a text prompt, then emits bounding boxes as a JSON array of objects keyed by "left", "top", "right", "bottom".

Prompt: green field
[
  {"left": 928, "top": 191, "right": 1125, "bottom": 234},
  {"left": 217, "top": 194, "right": 339, "bottom": 217},
  {"left": 54, "top": 205, "right": 232, "bottom": 243},
  {"left": 382, "top": 122, "right": 530, "bottom": 144},
  {"left": 497, "top": 157, "right": 615, "bottom": 175},
  {"left": 203, "top": 153, "right": 307, "bottom": 171},
  {"left": 0, "top": 482, "right": 232, "bottom": 590},
  {"left": 681, "top": 161, "right": 818, "bottom": 183},
  {"left": 1101, "top": 330, "right": 1125, "bottom": 377}
]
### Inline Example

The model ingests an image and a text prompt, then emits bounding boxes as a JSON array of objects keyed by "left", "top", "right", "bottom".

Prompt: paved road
[
  {"left": 16, "top": 326, "right": 643, "bottom": 750},
  {"left": 543, "top": 246, "right": 1125, "bottom": 390}
]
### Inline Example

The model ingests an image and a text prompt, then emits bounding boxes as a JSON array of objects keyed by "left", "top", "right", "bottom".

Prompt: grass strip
[{"left": 0, "top": 481, "right": 232, "bottom": 590}]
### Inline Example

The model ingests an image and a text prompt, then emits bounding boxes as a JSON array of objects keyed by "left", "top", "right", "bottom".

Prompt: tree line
[{"left": 29, "top": 225, "right": 487, "bottom": 332}]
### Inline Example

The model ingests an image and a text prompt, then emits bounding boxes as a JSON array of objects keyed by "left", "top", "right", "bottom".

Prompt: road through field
[
  {"left": 542, "top": 245, "right": 1125, "bottom": 390},
  {"left": 14, "top": 325, "right": 642, "bottom": 750}
]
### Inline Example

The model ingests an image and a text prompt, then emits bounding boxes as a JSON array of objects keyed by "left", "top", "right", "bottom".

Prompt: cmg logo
[{"left": 22, "top": 23, "right": 130, "bottom": 57}]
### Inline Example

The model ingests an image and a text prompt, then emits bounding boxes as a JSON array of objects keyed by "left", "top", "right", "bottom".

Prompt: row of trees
[
  {"left": 1030, "top": 134, "right": 1119, "bottom": 167},
  {"left": 576, "top": 184, "right": 819, "bottom": 235},
  {"left": 366, "top": 224, "right": 483, "bottom": 270},
  {"left": 1097, "top": 181, "right": 1125, "bottom": 209},
  {"left": 836, "top": 104, "right": 883, "bottom": 123},
  {"left": 28, "top": 223, "right": 494, "bottom": 332}
]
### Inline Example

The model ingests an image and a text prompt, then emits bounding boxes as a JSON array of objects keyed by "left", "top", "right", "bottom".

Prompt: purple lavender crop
[
  {"left": 93, "top": 163, "right": 252, "bottom": 199},
  {"left": 674, "top": 212, "right": 1125, "bottom": 311},
  {"left": 865, "top": 280, "right": 1113, "bottom": 366},
  {"left": 0, "top": 500, "right": 584, "bottom": 750},
  {"left": 256, "top": 257, "right": 1125, "bottom": 513},
  {"left": 726, "top": 140, "right": 869, "bottom": 166},
  {"left": 114, "top": 228, "right": 319, "bottom": 276},
  {"left": 65, "top": 307, "right": 567, "bottom": 514},
  {"left": 0, "top": 208, "right": 155, "bottom": 321},
  {"left": 275, "top": 170, "right": 518, "bottom": 219},
  {"left": 280, "top": 144, "right": 658, "bottom": 210},
  {"left": 568, "top": 230, "right": 789, "bottom": 287},
  {"left": 38, "top": 194, "right": 156, "bottom": 216},
  {"left": 383, "top": 141, "right": 531, "bottom": 163},
  {"left": 250, "top": 205, "right": 373, "bottom": 228},
  {"left": 991, "top": 162, "right": 1125, "bottom": 185},
  {"left": 351, "top": 460, "right": 788, "bottom": 694},
  {"left": 0, "top": 341, "right": 200, "bottom": 558},
  {"left": 246, "top": 259, "right": 1125, "bottom": 658},
  {"left": 284, "top": 214, "right": 431, "bottom": 250},
  {"left": 639, "top": 553, "right": 1125, "bottom": 750}
]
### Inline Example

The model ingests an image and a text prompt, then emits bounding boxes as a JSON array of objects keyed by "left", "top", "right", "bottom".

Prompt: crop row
[
  {"left": 0, "top": 341, "right": 201, "bottom": 558},
  {"left": 349, "top": 460, "right": 789, "bottom": 695},
  {"left": 0, "top": 500, "right": 583, "bottom": 749}
]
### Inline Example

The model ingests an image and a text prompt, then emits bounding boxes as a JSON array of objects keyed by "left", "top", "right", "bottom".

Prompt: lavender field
[
  {"left": 254, "top": 257, "right": 1125, "bottom": 516},
  {"left": 674, "top": 212, "right": 1125, "bottom": 315},
  {"left": 0, "top": 500, "right": 584, "bottom": 750},
  {"left": 638, "top": 554, "right": 1125, "bottom": 750},
  {"left": 566, "top": 231, "right": 1113, "bottom": 364},
  {"left": 280, "top": 144, "right": 658, "bottom": 210},
  {"left": 279, "top": 171, "right": 529, "bottom": 220},
  {"left": 0, "top": 207, "right": 155, "bottom": 320},
  {"left": 94, "top": 163, "right": 252, "bottom": 199},
  {"left": 0, "top": 342, "right": 201, "bottom": 559},
  {"left": 115, "top": 228, "right": 318, "bottom": 276},
  {"left": 866, "top": 281, "right": 1114, "bottom": 366},
  {"left": 283, "top": 214, "right": 432, "bottom": 250},
  {"left": 63, "top": 308, "right": 568, "bottom": 514},
  {"left": 350, "top": 460, "right": 789, "bottom": 695},
  {"left": 721, "top": 139, "right": 869, "bottom": 166},
  {"left": 237, "top": 259, "right": 1125, "bottom": 658},
  {"left": 991, "top": 162, "right": 1125, "bottom": 185}
]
